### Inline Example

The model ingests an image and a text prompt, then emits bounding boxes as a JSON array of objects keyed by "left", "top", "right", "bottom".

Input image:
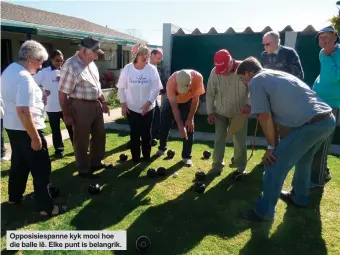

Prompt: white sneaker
[
  {"left": 182, "top": 158, "right": 193, "bottom": 167},
  {"left": 1, "top": 156, "right": 9, "bottom": 161},
  {"left": 156, "top": 149, "right": 165, "bottom": 157}
]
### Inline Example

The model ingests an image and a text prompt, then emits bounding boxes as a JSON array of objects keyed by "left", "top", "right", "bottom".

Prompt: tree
[{"left": 330, "top": 15, "right": 340, "bottom": 31}]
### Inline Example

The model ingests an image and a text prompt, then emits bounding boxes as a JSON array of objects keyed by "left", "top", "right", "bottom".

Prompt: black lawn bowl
[
  {"left": 194, "top": 182, "right": 206, "bottom": 194},
  {"left": 195, "top": 171, "right": 206, "bottom": 181},
  {"left": 48, "top": 185, "right": 60, "bottom": 198},
  {"left": 136, "top": 235, "right": 151, "bottom": 253},
  {"left": 157, "top": 167, "right": 166, "bottom": 176},
  {"left": 151, "top": 139, "right": 158, "bottom": 147},
  {"left": 147, "top": 168, "right": 158, "bottom": 178},
  {"left": 88, "top": 183, "right": 101, "bottom": 195},
  {"left": 167, "top": 149, "right": 175, "bottom": 159},
  {"left": 203, "top": 150, "right": 211, "bottom": 159},
  {"left": 119, "top": 154, "right": 128, "bottom": 162}
]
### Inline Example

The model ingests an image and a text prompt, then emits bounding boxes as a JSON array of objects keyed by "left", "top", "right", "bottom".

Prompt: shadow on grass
[
  {"left": 239, "top": 189, "right": 327, "bottom": 255},
  {"left": 103, "top": 164, "right": 265, "bottom": 255}
]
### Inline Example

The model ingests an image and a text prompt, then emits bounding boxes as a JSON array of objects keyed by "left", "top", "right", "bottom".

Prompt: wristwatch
[{"left": 267, "top": 145, "right": 275, "bottom": 150}]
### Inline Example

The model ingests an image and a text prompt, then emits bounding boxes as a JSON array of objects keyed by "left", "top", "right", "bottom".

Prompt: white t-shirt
[
  {"left": 1, "top": 63, "right": 46, "bottom": 130},
  {"left": 116, "top": 63, "right": 162, "bottom": 113},
  {"left": 34, "top": 66, "right": 61, "bottom": 112}
]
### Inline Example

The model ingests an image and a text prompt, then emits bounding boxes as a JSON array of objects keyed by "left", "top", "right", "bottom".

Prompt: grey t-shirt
[{"left": 249, "top": 69, "right": 331, "bottom": 127}]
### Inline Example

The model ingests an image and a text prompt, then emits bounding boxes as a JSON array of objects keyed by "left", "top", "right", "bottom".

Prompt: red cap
[{"left": 214, "top": 50, "right": 232, "bottom": 74}]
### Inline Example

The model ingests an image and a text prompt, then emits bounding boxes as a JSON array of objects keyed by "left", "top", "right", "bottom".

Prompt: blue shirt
[
  {"left": 249, "top": 69, "right": 331, "bottom": 127},
  {"left": 312, "top": 44, "right": 340, "bottom": 109}
]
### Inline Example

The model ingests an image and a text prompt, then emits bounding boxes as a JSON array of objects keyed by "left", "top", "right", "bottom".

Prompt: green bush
[{"left": 107, "top": 88, "right": 121, "bottom": 109}]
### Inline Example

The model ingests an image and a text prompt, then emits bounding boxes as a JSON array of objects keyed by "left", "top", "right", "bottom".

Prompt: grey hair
[
  {"left": 264, "top": 31, "right": 281, "bottom": 43},
  {"left": 19, "top": 40, "right": 48, "bottom": 61}
]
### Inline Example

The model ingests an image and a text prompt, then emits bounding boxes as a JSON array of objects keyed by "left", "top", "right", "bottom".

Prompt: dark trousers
[
  {"left": 1, "top": 119, "right": 5, "bottom": 158},
  {"left": 127, "top": 109, "right": 154, "bottom": 161},
  {"left": 310, "top": 109, "right": 339, "bottom": 186},
  {"left": 151, "top": 101, "right": 161, "bottom": 139},
  {"left": 7, "top": 129, "right": 54, "bottom": 213},
  {"left": 47, "top": 111, "right": 74, "bottom": 155},
  {"left": 158, "top": 98, "right": 194, "bottom": 159}
]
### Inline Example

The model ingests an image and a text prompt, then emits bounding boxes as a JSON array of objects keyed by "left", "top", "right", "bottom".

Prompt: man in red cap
[{"left": 206, "top": 49, "right": 250, "bottom": 179}]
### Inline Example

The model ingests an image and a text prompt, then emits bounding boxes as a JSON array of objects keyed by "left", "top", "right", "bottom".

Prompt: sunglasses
[{"left": 263, "top": 43, "right": 271, "bottom": 46}]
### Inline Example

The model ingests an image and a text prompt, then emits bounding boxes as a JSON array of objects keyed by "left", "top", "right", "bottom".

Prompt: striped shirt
[
  {"left": 206, "top": 63, "right": 249, "bottom": 118},
  {"left": 59, "top": 53, "right": 102, "bottom": 100}
]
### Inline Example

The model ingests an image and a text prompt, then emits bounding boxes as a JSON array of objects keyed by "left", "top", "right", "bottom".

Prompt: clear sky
[{"left": 4, "top": 0, "right": 339, "bottom": 45}]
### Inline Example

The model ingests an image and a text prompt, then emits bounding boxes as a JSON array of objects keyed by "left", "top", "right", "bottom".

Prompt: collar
[
  {"left": 50, "top": 65, "right": 58, "bottom": 71},
  {"left": 231, "top": 60, "right": 241, "bottom": 73},
  {"left": 273, "top": 45, "right": 282, "bottom": 55}
]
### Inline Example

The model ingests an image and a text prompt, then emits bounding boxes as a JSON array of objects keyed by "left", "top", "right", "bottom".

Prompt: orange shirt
[{"left": 166, "top": 70, "right": 205, "bottom": 103}]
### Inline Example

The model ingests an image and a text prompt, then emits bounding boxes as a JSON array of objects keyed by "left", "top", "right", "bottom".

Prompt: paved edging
[{"left": 105, "top": 122, "right": 340, "bottom": 156}]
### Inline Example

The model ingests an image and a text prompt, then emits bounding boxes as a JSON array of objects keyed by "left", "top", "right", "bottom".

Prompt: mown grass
[{"left": 1, "top": 130, "right": 339, "bottom": 255}]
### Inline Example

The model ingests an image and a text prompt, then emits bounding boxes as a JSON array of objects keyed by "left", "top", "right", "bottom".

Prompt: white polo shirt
[
  {"left": 34, "top": 66, "right": 61, "bottom": 112},
  {"left": 116, "top": 63, "right": 162, "bottom": 113},
  {"left": 1, "top": 63, "right": 46, "bottom": 130}
]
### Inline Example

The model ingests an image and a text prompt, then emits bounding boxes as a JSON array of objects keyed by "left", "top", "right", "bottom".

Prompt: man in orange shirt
[{"left": 156, "top": 69, "right": 205, "bottom": 166}]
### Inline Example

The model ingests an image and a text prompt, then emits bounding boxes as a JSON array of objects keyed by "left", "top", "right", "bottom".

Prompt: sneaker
[
  {"left": 156, "top": 149, "right": 165, "bottom": 157},
  {"left": 1, "top": 156, "right": 9, "bottom": 161},
  {"left": 182, "top": 158, "right": 193, "bottom": 167}
]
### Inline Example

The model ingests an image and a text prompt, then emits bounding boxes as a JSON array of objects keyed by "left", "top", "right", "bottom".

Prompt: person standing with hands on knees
[
  {"left": 117, "top": 43, "right": 163, "bottom": 163},
  {"left": 156, "top": 69, "right": 205, "bottom": 166},
  {"left": 34, "top": 49, "right": 73, "bottom": 159}
]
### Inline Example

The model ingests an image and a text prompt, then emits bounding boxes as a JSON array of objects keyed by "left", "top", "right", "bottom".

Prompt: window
[{"left": 123, "top": 50, "right": 130, "bottom": 67}]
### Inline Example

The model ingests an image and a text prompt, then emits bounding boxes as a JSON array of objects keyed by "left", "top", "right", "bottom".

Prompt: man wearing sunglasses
[{"left": 261, "top": 31, "right": 304, "bottom": 80}]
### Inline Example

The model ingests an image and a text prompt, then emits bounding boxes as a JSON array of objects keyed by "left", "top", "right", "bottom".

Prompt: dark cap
[
  {"left": 316, "top": 26, "right": 340, "bottom": 43},
  {"left": 80, "top": 37, "right": 104, "bottom": 55}
]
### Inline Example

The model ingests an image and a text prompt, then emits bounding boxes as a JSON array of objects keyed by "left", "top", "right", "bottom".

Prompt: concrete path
[{"left": 3, "top": 107, "right": 340, "bottom": 159}]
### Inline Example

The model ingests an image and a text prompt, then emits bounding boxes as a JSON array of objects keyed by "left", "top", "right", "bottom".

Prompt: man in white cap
[
  {"left": 156, "top": 69, "right": 205, "bottom": 166},
  {"left": 206, "top": 49, "right": 250, "bottom": 178}
]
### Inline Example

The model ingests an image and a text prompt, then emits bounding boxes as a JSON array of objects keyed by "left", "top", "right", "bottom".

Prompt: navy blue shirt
[{"left": 261, "top": 45, "right": 304, "bottom": 80}]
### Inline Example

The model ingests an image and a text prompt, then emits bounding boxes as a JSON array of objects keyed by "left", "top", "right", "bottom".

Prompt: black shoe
[
  {"left": 78, "top": 172, "right": 99, "bottom": 179},
  {"left": 231, "top": 169, "right": 247, "bottom": 181},
  {"left": 151, "top": 139, "right": 158, "bottom": 147},
  {"left": 55, "top": 153, "right": 64, "bottom": 159},
  {"left": 240, "top": 210, "right": 265, "bottom": 222},
  {"left": 324, "top": 173, "right": 332, "bottom": 183},
  {"left": 279, "top": 191, "right": 306, "bottom": 208}
]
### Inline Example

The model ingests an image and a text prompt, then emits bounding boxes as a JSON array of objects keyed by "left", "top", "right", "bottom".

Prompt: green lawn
[
  {"left": 1, "top": 130, "right": 340, "bottom": 255},
  {"left": 115, "top": 115, "right": 340, "bottom": 145}
]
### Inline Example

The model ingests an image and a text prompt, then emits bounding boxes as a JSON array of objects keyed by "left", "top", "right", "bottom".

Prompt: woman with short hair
[
  {"left": 34, "top": 49, "right": 73, "bottom": 159},
  {"left": 117, "top": 43, "right": 163, "bottom": 163},
  {"left": 1, "top": 40, "right": 66, "bottom": 216}
]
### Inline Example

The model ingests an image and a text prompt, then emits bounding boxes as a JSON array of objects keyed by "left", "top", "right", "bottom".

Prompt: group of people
[{"left": 0, "top": 25, "right": 339, "bottom": 221}]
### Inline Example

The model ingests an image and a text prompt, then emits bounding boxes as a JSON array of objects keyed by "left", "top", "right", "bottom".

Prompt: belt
[
  {"left": 70, "top": 98, "right": 98, "bottom": 103},
  {"left": 306, "top": 113, "right": 332, "bottom": 125}
]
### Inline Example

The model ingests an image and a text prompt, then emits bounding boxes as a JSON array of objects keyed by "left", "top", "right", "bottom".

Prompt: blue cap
[{"left": 316, "top": 26, "right": 339, "bottom": 43}]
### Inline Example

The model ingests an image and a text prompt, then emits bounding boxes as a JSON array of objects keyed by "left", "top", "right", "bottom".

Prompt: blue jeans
[
  {"left": 254, "top": 115, "right": 336, "bottom": 220},
  {"left": 158, "top": 98, "right": 194, "bottom": 159}
]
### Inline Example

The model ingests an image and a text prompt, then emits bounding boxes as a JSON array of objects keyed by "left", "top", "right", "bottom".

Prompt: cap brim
[
  {"left": 95, "top": 49, "right": 105, "bottom": 55},
  {"left": 215, "top": 65, "right": 228, "bottom": 74}
]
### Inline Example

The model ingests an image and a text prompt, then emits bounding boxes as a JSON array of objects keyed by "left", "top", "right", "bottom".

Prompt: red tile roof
[{"left": 1, "top": 1, "right": 146, "bottom": 43}]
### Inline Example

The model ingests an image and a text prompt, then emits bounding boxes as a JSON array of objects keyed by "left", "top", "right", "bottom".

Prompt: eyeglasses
[{"left": 263, "top": 42, "right": 271, "bottom": 46}]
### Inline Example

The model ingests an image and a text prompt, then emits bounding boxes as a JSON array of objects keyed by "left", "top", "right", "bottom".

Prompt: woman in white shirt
[
  {"left": 1, "top": 40, "right": 66, "bottom": 216},
  {"left": 117, "top": 43, "right": 162, "bottom": 163},
  {"left": 34, "top": 50, "right": 73, "bottom": 159}
]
